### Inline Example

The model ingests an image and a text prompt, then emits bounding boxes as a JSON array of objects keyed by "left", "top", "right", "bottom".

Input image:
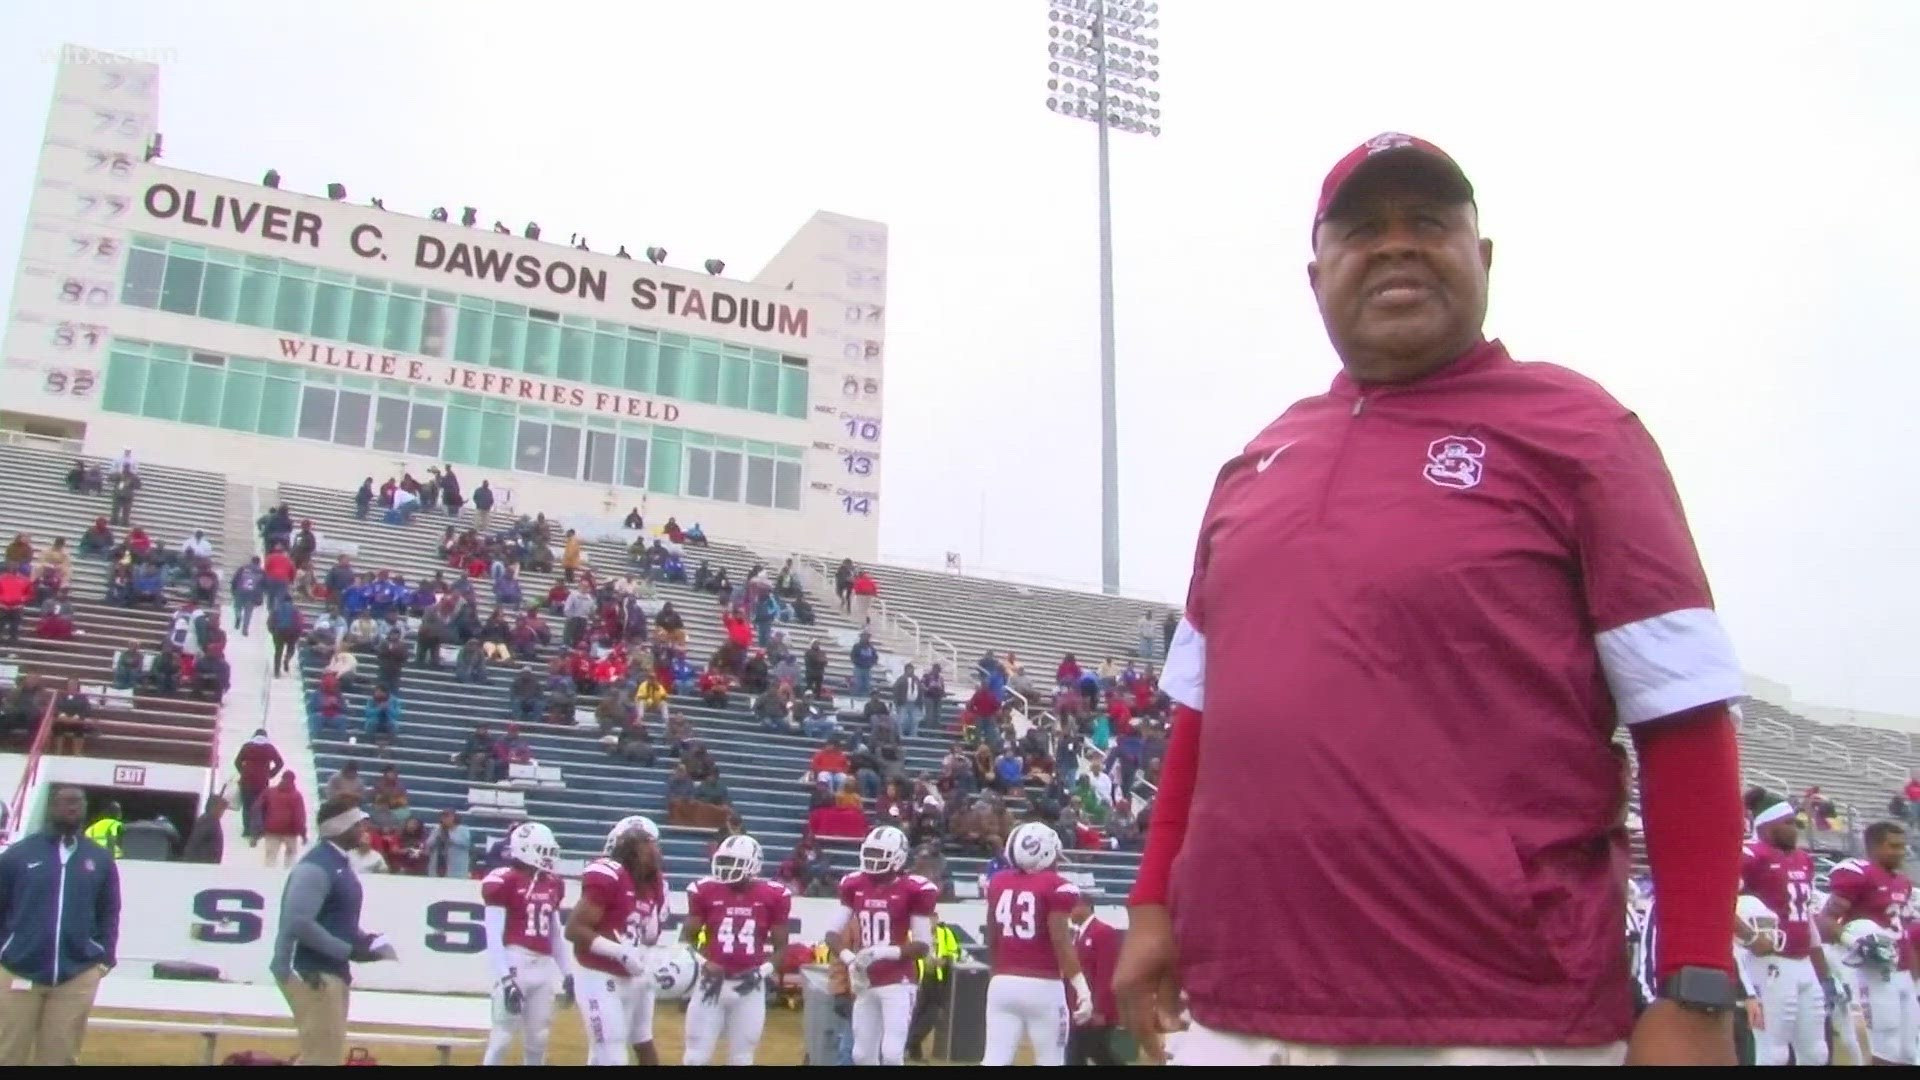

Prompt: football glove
[
  {"left": 698, "top": 968, "right": 725, "bottom": 1005},
  {"left": 558, "top": 974, "right": 575, "bottom": 1009},
  {"left": 1070, "top": 974, "right": 1094, "bottom": 1025},
  {"left": 498, "top": 975, "right": 524, "bottom": 1016}
]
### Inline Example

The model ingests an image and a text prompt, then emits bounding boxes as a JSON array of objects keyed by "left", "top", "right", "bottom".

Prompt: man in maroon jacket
[
  {"left": 233, "top": 729, "right": 284, "bottom": 844},
  {"left": 1068, "top": 893, "right": 1123, "bottom": 1066},
  {"left": 1114, "top": 134, "right": 1744, "bottom": 1066}
]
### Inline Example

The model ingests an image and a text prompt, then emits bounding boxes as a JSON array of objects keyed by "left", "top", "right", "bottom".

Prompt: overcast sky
[{"left": 2, "top": 2, "right": 1915, "bottom": 715}]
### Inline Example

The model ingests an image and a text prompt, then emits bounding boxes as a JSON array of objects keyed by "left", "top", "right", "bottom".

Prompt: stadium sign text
[
  {"left": 140, "top": 182, "right": 812, "bottom": 340},
  {"left": 276, "top": 337, "right": 682, "bottom": 423}
]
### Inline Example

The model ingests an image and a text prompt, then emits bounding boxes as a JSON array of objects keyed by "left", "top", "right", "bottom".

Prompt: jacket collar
[{"left": 1328, "top": 337, "right": 1513, "bottom": 399}]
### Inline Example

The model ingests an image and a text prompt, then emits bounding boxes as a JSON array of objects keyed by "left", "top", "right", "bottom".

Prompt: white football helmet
[
  {"left": 648, "top": 945, "right": 701, "bottom": 1000},
  {"left": 1006, "top": 821, "right": 1063, "bottom": 873},
  {"left": 712, "top": 833, "right": 763, "bottom": 884},
  {"left": 1735, "top": 895, "right": 1784, "bottom": 953},
  {"left": 860, "top": 825, "right": 910, "bottom": 875},
  {"left": 506, "top": 821, "right": 559, "bottom": 874},
  {"left": 604, "top": 815, "right": 660, "bottom": 855},
  {"left": 1840, "top": 919, "right": 1899, "bottom": 971}
]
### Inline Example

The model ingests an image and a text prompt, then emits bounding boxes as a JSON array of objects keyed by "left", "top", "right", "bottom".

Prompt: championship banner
[{"left": 118, "top": 861, "right": 1128, "bottom": 995}]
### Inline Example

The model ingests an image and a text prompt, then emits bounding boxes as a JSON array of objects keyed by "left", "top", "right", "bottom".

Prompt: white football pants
[
  {"left": 981, "top": 974, "right": 1069, "bottom": 1067},
  {"left": 483, "top": 948, "right": 560, "bottom": 1066},
  {"left": 576, "top": 970, "right": 658, "bottom": 1065},
  {"left": 851, "top": 981, "right": 917, "bottom": 1065},
  {"left": 683, "top": 976, "right": 767, "bottom": 1065},
  {"left": 1742, "top": 953, "right": 1828, "bottom": 1065},
  {"left": 1165, "top": 1020, "right": 1627, "bottom": 1065},
  {"left": 1857, "top": 966, "right": 1918, "bottom": 1064}
]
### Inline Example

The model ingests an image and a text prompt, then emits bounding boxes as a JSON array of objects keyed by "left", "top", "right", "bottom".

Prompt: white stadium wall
[
  {"left": 117, "top": 861, "right": 1128, "bottom": 995},
  {"left": 2, "top": 48, "right": 889, "bottom": 559}
]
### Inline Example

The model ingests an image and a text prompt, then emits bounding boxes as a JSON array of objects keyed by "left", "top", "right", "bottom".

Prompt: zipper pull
[{"left": 1351, "top": 396, "right": 1366, "bottom": 417}]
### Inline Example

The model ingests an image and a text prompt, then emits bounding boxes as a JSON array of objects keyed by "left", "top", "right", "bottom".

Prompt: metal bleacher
[
  {"left": 0, "top": 440, "right": 226, "bottom": 767},
  {"left": 275, "top": 479, "right": 1149, "bottom": 897}
]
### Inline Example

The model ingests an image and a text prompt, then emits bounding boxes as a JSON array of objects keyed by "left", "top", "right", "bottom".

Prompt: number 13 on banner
[{"left": 841, "top": 452, "right": 875, "bottom": 477}]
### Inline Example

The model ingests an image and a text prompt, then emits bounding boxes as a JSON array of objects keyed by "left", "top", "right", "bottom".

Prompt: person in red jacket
[
  {"left": 1069, "top": 893, "right": 1123, "bottom": 1066},
  {"left": 234, "top": 730, "right": 285, "bottom": 844},
  {"left": 258, "top": 771, "right": 308, "bottom": 868},
  {"left": 0, "top": 567, "right": 30, "bottom": 643},
  {"left": 262, "top": 545, "right": 295, "bottom": 602}
]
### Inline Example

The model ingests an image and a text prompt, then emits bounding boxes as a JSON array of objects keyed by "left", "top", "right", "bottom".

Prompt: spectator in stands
[
  {"left": 111, "top": 642, "right": 144, "bottom": 691},
  {"left": 452, "top": 637, "right": 489, "bottom": 685},
  {"left": 307, "top": 672, "right": 349, "bottom": 739},
  {"left": 4, "top": 533, "right": 32, "bottom": 569},
  {"left": 385, "top": 817, "right": 430, "bottom": 875},
  {"left": 353, "top": 477, "right": 374, "bottom": 518},
  {"left": 37, "top": 537, "right": 69, "bottom": 588},
  {"left": 33, "top": 588, "right": 75, "bottom": 641},
  {"left": 51, "top": 678, "right": 94, "bottom": 756},
  {"left": 891, "top": 663, "right": 924, "bottom": 738},
  {"left": 226, "top": 556, "right": 263, "bottom": 637},
  {"left": 993, "top": 745, "right": 1026, "bottom": 794},
  {"left": 811, "top": 738, "right": 853, "bottom": 794},
  {"left": 361, "top": 688, "right": 402, "bottom": 747},
  {"left": 0, "top": 676, "right": 44, "bottom": 746},
  {"left": 347, "top": 827, "right": 388, "bottom": 874},
  {"left": 610, "top": 721, "right": 655, "bottom": 766},
  {"left": 77, "top": 518, "right": 112, "bottom": 558},
  {"left": 374, "top": 629, "right": 409, "bottom": 693},
  {"left": 849, "top": 633, "right": 879, "bottom": 697},
  {"left": 694, "top": 767, "right": 731, "bottom": 810},
  {"left": 667, "top": 761, "right": 697, "bottom": 805},
  {"left": 756, "top": 684, "right": 799, "bottom": 734},
  {"left": 181, "top": 791, "right": 226, "bottom": 864},
  {"left": 191, "top": 641, "right": 231, "bottom": 701},
  {"left": 267, "top": 591, "right": 303, "bottom": 677},
  {"left": 0, "top": 564, "right": 30, "bottom": 642},
  {"left": 262, "top": 543, "right": 295, "bottom": 604},
  {"left": 258, "top": 771, "right": 307, "bottom": 868},
  {"left": 834, "top": 558, "right": 855, "bottom": 612},
  {"left": 147, "top": 643, "right": 182, "bottom": 694},
  {"left": 507, "top": 666, "right": 542, "bottom": 724},
  {"left": 445, "top": 723, "right": 492, "bottom": 783},
  {"left": 235, "top": 730, "right": 285, "bottom": 844},
  {"left": 424, "top": 809, "right": 471, "bottom": 878}
]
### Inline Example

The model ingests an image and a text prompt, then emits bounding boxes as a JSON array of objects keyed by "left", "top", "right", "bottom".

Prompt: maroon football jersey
[
  {"left": 687, "top": 877, "right": 793, "bottom": 975},
  {"left": 572, "top": 857, "right": 640, "bottom": 977},
  {"left": 838, "top": 871, "right": 940, "bottom": 986},
  {"left": 481, "top": 865, "right": 566, "bottom": 955},
  {"left": 1828, "top": 858, "right": 1914, "bottom": 971},
  {"left": 1740, "top": 840, "right": 1816, "bottom": 958},
  {"left": 987, "top": 868, "right": 1079, "bottom": 979}
]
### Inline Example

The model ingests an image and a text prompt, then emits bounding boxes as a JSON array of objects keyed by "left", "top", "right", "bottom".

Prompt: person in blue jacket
[{"left": 0, "top": 785, "right": 122, "bottom": 1065}]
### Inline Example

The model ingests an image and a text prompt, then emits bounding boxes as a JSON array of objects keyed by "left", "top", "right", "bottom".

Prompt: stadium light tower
[{"left": 1045, "top": 0, "right": 1161, "bottom": 597}]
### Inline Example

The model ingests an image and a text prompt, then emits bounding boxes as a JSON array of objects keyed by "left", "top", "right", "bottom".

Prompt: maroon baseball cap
[{"left": 1314, "top": 132, "right": 1474, "bottom": 228}]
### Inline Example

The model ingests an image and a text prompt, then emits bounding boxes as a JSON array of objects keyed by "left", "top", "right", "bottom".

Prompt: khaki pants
[
  {"left": 1167, "top": 1021, "right": 1629, "bottom": 1066},
  {"left": 279, "top": 972, "right": 350, "bottom": 1066},
  {"left": 0, "top": 963, "right": 107, "bottom": 1065},
  {"left": 263, "top": 834, "right": 299, "bottom": 867}
]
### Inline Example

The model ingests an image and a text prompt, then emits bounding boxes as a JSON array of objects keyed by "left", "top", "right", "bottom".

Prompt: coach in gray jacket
[
  {"left": 0, "top": 785, "right": 121, "bottom": 1065},
  {"left": 270, "top": 794, "right": 396, "bottom": 1066}
]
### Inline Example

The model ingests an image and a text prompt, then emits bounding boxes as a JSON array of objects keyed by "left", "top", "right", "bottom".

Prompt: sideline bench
[{"left": 90, "top": 975, "right": 489, "bottom": 1065}]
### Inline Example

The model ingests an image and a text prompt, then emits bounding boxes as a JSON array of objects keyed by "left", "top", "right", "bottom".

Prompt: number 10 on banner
[{"left": 842, "top": 417, "right": 880, "bottom": 442}]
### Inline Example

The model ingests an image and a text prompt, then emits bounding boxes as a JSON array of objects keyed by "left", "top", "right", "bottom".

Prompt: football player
[
  {"left": 480, "top": 821, "right": 569, "bottom": 1066},
  {"left": 565, "top": 815, "right": 666, "bottom": 1066},
  {"left": 1819, "top": 821, "right": 1916, "bottom": 1065},
  {"left": 1812, "top": 887, "right": 1869, "bottom": 1065},
  {"left": 681, "top": 833, "right": 792, "bottom": 1066},
  {"left": 825, "top": 825, "right": 939, "bottom": 1066},
  {"left": 982, "top": 822, "right": 1092, "bottom": 1067},
  {"left": 1738, "top": 801, "right": 1830, "bottom": 1065}
]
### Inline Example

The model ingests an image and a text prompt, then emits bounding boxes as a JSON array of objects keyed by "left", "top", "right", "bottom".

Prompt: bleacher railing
[
  {"left": 1807, "top": 736, "right": 1852, "bottom": 770},
  {"left": 2, "top": 694, "right": 60, "bottom": 848},
  {"left": 1746, "top": 714, "right": 1794, "bottom": 747}
]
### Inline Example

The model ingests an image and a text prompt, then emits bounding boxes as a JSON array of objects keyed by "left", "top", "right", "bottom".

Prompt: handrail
[
  {"left": 3, "top": 693, "right": 61, "bottom": 847},
  {"left": 1747, "top": 715, "right": 1794, "bottom": 747},
  {"left": 1863, "top": 755, "right": 1908, "bottom": 788},
  {"left": 1747, "top": 768, "right": 1789, "bottom": 801},
  {"left": 1807, "top": 736, "right": 1851, "bottom": 769}
]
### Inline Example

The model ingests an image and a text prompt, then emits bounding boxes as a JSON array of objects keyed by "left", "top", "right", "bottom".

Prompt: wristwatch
[{"left": 1658, "top": 966, "right": 1737, "bottom": 1013}]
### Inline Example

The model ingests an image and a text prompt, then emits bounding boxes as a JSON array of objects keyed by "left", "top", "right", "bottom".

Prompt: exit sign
[{"left": 112, "top": 764, "right": 146, "bottom": 786}]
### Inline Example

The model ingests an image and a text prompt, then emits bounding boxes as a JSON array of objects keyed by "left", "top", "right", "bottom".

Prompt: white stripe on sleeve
[
  {"left": 1594, "top": 607, "right": 1744, "bottom": 726},
  {"left": 1161, "top": 616, "right": 1205, "bottom": 711}
]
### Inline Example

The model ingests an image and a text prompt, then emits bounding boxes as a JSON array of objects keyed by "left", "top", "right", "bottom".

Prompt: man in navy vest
[
  {"left": 270, "top": 793, "right": 397, "bottom": 1065},
  {"left": 0, "top": 786, "right": 121, "bottom": 1065}
]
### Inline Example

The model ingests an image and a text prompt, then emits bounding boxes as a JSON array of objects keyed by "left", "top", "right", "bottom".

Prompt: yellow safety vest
[
  {"left": 918, "top": 924, "right": 961, "bottom": 982},
  {"left": 84, "top": 818, "right": 123, "bottom": 857}
]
